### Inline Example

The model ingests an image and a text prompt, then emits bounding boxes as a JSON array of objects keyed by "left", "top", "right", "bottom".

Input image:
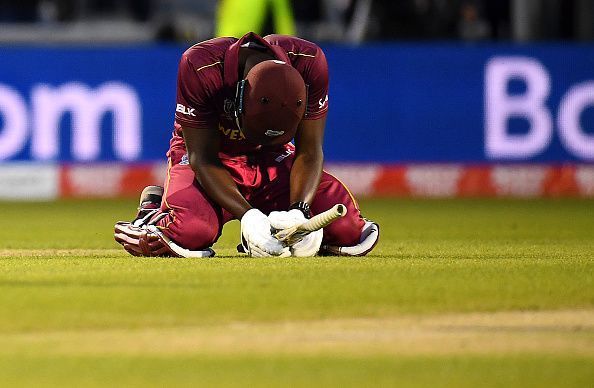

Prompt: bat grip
[{"left": 301, "top": 204, "right": 346, "bottom": 232}]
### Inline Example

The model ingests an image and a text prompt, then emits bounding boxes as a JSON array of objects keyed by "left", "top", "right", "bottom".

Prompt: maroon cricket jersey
[{"left": 171, "top": 32, "right": 329, "bottom": 157}]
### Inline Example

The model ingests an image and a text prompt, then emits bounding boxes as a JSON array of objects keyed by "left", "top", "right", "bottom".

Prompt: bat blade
[{"left": 274, "top": 204, "right": 347, "bottom": 244}]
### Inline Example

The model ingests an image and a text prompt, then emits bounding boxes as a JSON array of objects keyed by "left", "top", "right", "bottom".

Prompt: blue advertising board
[{"left": 0, "top": 42, "right": 593, "bottom": 163}]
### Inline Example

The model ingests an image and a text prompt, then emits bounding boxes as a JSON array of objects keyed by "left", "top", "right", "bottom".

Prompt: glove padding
[
  {"left": 241, "top": 209, "right": 290, "bottom": 257},
  {"left": 268, "top": 209, "right": 323, "bottom": 257}
]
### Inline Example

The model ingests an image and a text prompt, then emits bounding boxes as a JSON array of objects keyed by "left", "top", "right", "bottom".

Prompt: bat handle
[{"left": 302, "top": 204, "right": 347, "bottom": 231}]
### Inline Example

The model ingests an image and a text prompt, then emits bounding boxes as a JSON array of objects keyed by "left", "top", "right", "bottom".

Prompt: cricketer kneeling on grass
[{"left": 114, "top": 32, "right": 379, "bottom": 257}]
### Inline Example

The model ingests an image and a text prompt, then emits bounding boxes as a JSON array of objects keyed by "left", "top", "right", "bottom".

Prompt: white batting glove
[
  {"left": 268, "top": 209, "right": 323, "bottom": 257},
  {"left": 241, "top": 209, "right": 290, "bottom": 257}
]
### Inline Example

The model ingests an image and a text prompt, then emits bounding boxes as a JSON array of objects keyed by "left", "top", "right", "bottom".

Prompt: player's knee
[
  {"left": 168, "top": 218, "right": 220, "bottom": 250},
  {"left": 324, "top": 216, "right": 364, "bottom": 247}
]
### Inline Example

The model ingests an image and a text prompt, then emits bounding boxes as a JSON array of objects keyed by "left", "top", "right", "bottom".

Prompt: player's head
[{"left": 235, "top": 60, "right": 307, "bottom": 145}]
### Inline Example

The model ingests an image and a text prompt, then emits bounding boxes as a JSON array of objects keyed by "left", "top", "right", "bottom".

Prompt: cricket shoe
[
  {"left": 132, "top": 185, "right": 164, "bottom": 227},
  {"left": 320, "top": 219, "right": 379, "bottom": 256}
]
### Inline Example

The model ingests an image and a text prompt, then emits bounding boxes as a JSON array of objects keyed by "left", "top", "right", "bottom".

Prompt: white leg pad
[
  {"left": 321, "top": 220, "right": 379, "bottom": 256},
  {"left": 148, "top": 226, "right": 215, "bottom": 258}
]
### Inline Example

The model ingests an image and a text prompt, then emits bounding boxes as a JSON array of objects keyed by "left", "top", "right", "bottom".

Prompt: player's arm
[
  {"left": 175, "top": 52, "right": 250, "bottom": 218},
  {"left": 289, "top": 42, "right": 328, "bottom": 207},
  {"left": 290, "top": 116, "right": 326, "bottom": 205},
  {"left": 181, "top": 124, "right": 252, "bottom": 219}
]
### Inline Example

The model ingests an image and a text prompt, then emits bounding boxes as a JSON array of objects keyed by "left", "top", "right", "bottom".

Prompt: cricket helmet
[{"left": 235, "top": 60, "right": 307, "bottom": 145}]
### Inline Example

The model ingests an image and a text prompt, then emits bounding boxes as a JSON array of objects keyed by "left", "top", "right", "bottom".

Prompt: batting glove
[
  {"left": 241, "top": 209, "right": 290, "bottom": 257},
  {"left": 268, "top": 209, "right": 323, "bottom": 257}
]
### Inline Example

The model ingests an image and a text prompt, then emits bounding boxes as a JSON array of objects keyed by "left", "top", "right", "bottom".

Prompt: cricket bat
[{"left": 274, "top": 204, "right": 347, "bottom": 245}]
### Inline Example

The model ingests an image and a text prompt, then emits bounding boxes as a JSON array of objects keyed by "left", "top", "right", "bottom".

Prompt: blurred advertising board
[{"left": 0, "top": 43, "right": 593, "bottom": 198}]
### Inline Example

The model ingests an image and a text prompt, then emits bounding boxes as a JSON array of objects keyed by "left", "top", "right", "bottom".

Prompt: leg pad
[{"left": 320, "top": 220, "right": 380, "bottom": 256}]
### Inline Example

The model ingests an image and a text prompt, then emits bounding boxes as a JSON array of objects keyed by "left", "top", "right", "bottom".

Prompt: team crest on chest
[{"left": 223, "top": 99, "right": 235, "bottom": 117}]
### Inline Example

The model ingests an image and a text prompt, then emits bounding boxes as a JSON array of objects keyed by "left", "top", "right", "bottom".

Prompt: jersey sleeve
[
  {"left": 303, "top": 47, "right": 329, "bottom": 120},
  {"left": 174, "top": 54, "right": 218, "bottom": 129}
]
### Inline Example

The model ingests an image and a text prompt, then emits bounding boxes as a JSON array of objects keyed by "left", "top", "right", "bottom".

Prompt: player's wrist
[
  {"left": 289, "top": 201, "right": 311, "bottom": 219},
  {"left": 240, "top": 208, "right": 260, "bottom": 221},
  {"left": 238, "top": 206, "right": 255, "bottom": 220}
]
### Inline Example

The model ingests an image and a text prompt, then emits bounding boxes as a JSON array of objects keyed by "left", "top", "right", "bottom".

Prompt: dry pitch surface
[{"left": 0, "top": 198, "right": 593, "bottom": 387}]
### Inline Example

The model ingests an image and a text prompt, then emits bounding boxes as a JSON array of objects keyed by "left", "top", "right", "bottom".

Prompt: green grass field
[{"left": 1, "top": 198, "right": 593, "bottom": 387}]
